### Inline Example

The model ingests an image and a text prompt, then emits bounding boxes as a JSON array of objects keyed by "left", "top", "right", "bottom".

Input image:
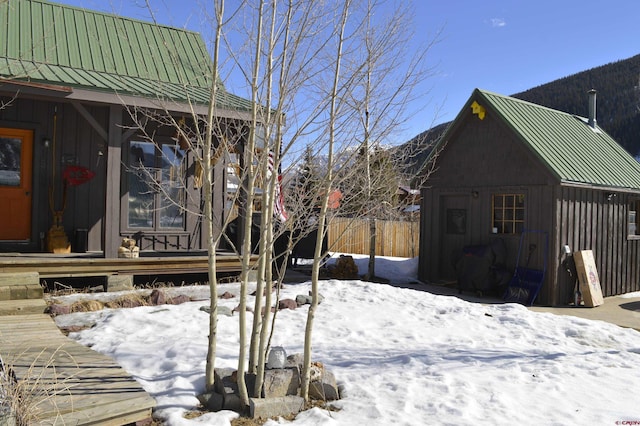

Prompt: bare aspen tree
[
  {"left": 248, "top": 0, "right": 278, "bottom": 378},
  {"left": 234, "top": 0, "right": 267, "bottom": 406},
  {"left": 250, "top": 0, "right": 288, "bottom": 396},
  {"left": 202, "top": 0, "right": 225, "bottom": 393},
  {"left": 300, "top": 0, "right": 353, "bottom": 402}
]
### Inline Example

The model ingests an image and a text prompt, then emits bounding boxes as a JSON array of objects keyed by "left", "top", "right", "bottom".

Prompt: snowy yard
[{"left": 54, "top": 255, "right": 640, "bottom": 425}]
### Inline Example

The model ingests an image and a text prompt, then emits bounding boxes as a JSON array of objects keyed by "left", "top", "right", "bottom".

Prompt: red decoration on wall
[{"left": 62, "top": 165, "right": 95, "bottom": 186}]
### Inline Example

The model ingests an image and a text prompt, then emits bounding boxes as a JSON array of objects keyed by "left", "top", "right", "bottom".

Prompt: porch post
[{"left": 104, "top": 105, "right": 123, "bottom": 258}]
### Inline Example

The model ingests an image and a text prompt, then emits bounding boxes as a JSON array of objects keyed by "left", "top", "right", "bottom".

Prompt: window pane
[
  {"left": 515, "top": 222, "right": 524, "bottom": 234},
  {"left": 630, "top": 202, "right": 639, "bottom": 236},
  {"left": 160, "top": 144, "right": 185, "bottom": 229},
  {"left": 446, "top": 209, "right": 466, "bottom": 234},
  {"left": 128, "top": 141, "right": 156, "bottom": 228},
  {"left": 506, "top": 209, "right": 514, "bottom": 221},
  {"left": 0, "top": 137, "right": 21, "bottom": 186}
]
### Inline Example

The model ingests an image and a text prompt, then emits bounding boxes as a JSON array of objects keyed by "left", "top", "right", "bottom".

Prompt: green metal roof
[
  {"left": 0, "top": 0, "right": 252, "bottom": 111},
  {"left": 471, "top": 89, "right": 640, "bottom": 190}
]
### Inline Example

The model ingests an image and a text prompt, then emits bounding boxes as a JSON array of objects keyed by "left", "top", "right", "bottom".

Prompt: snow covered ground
[{"left": 54, "top": 255, "right": 640, "bottom": 425}]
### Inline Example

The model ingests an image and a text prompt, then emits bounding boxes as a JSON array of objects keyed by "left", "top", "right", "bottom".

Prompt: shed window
[
  {"left": 127, "top": 140, "right": 186, "bottom": 230},
  {"left": 629, "top": 199, "right": 640, "bottom": 237},
  {"left": 492, "top": 194, "right": 524, "bottom": 234}
]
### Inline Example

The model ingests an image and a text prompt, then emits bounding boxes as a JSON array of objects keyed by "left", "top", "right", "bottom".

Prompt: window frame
[
  {"left": 125, "top": 139, "right": 188, "bottom": 232},
  {"left": 628, "top": 197, "right": 640, "bottom": 239},
  {"left": 492, "top": 193, "right": 525, "bottom": 235}
]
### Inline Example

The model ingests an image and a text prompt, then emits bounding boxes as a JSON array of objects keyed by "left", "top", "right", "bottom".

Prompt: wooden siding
[
  {"left": 328, "top": 217, "right": 419, "bottom": 258},
  {"left": 553, "top": 186, "right": 640, "bottom": 305},
  {"left": 0, "top": 97, "right": 109, "bottom": 251}
]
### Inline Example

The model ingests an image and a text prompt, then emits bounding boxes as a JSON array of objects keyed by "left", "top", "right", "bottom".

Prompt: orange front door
[{"left": 0, "top": 128, "right": 33, "bottom": 240}]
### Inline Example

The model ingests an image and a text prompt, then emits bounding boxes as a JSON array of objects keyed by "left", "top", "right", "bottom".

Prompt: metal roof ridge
[
  {"left": 35, "top": 0, "right": 204, "bottom": 36},
  {"left": 476, "top": 88, "right": 586, "bottom": 118}
]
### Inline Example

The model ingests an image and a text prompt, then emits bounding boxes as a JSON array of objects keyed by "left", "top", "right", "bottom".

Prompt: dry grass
[
  {"left": 0, "top": 346, "right": 78, "bottom": 425},
  {"left": 70, "top": 299, "right": 104, "bottom": 313},
  {"left": 104, "top": 293, "right": 150, "bottom": 309}
]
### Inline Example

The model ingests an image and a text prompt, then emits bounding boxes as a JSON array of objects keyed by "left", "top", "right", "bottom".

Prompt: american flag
[{"left": 268, "top": 150, "right": 288, "bottom": 222}]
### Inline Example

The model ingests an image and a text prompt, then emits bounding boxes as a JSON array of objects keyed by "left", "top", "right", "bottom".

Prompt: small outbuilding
[{"left": 419, "top": 88, "right": 640, "bottom": 305}]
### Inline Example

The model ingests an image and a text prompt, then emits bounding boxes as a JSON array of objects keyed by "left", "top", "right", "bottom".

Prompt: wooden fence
[{"left": 327, "top": 217, "right": 420, "bottom": 258}]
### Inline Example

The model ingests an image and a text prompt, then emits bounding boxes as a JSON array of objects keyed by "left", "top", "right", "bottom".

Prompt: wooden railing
[{"left": 327, "top": 217, "right": 419, "bottom": 258}]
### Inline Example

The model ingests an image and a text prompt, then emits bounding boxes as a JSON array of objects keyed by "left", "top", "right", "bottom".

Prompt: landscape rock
[
  {"left": 149, "top": 289, "right": 166, "bottom": 305},
  {"left": 250, "top": 396, "right": 305, "bottom": 419},
  {"left": 197, "top": 391, "right": 224, "bottom": 412},
  {"left": 47, "top": 303, "right": 70, "bottom": 316},
  {"left": 309, "top": 369, "right": 339, "bottom": 401},
  {"left": 223, "top": 393, "right": 245, "bottom": 413},
  {"left": 278, "top": 299, "right": 297, "bottom": 310},
  {"left": 295, "top": 292, "right": 324, "bottom": 306},
  {"left": 263, "top": 368, "right": 299, "bottom": 398},
  {"left": 219, "top": 291, "right": 235, "bottom": 299},
  {"left": 199, "top": 305, "right": 233, "bottom": 316},
  {"left": 286, "top": 353, "right": 304, "bottom": 369},
  {"left": 168, "top": 294, "right": 191, "bottom": 305}
]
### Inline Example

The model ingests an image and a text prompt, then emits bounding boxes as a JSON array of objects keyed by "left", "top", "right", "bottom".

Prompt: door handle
[{"left": 25, "top": 191, "right": 30, "bottom": 196}]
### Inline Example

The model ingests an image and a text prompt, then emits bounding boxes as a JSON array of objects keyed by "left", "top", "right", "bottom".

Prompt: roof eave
[{"left": 68, "top": 87, "right": 254, "bottom": 120}]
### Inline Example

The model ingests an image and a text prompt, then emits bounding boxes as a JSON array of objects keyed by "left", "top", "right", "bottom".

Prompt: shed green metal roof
[
  {"left": 0, "top": 0, "right": 252, "bottom": 111},
  {"left": 471, "top": 89, "right": 640, "bottom": 190}
]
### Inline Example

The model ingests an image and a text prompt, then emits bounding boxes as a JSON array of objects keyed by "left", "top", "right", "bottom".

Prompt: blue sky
[{"left": 56, "top": 0, "right": 640, "bottom": 143}]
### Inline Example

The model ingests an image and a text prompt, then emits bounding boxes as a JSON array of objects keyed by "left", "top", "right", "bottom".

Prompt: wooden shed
[
  {"left": 0, "top": 0, "right": 252, "bottom": 259},
  {"left": 419, "top": 88, "right": 640, "bottom": 306}
]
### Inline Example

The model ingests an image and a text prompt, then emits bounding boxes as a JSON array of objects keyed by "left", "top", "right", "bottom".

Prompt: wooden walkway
[
  {"left": 0, "top": 314, "right": 155, "bottom": 425},
  {"left": 0, "top": 251, "right": 253, "bottom": 423}
]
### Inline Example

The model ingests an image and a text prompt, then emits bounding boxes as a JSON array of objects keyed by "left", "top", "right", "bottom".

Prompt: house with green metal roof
[
  {"left": 419, "top": 88, "right": 640, "bottom": 306},
  {"left": 0, "top": 0, "right": 253, "bottom": 259}
]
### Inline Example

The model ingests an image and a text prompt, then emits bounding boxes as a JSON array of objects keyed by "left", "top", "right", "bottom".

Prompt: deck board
[
  {"left": 0, "top": 314, "right": 155, "bottom": 425},
  {"left": 0, "top": 252, "right": 245, "bottom": 278},
  {"left": 0, "top": 254, "right": 241, "bottom": 278}
]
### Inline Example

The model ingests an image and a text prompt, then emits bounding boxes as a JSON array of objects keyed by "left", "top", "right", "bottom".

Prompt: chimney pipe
[{"left": 588, "top": 89, "right": 597, "bottom": 128}]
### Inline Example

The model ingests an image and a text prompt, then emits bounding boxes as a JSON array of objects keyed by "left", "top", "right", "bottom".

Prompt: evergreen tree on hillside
[{"left": 513, "top": 54, "right": 640, "bottom": 155}]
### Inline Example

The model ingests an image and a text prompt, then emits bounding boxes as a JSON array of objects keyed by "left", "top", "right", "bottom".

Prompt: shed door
[
  {"left": 440, "top": 194, "right": 471, "bottom": 280},
  {"left": 0, "top": 128, "right": 33, "bottom": 240}
]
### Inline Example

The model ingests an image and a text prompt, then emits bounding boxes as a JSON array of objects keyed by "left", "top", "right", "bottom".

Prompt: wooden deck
[
  {"left": 0, "top": 251, "right": 252, "bottom": 424},
  {"left": 0, "top": 251, "right": 245, "bottom": 279},
  {"left": 0, "top": 314, "right": 155, "bottom": 425}
]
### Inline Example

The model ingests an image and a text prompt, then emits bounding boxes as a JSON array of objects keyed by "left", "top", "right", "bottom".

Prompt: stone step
[
  {"left": 0, "top": 299, "right": 47, "bottom": 316},
  {"left": 0, "top": 272, "right": 43, "bottom": 300}
]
